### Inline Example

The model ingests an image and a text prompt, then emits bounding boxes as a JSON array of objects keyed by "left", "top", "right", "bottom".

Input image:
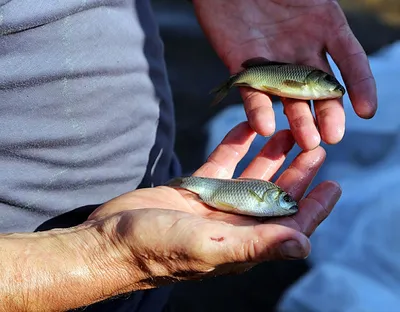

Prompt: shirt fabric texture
[{"left": 0, "top": 0, "right": 181, "bottom": 310}]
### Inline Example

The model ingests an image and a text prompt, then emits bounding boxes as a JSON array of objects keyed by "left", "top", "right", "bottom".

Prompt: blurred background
[{"left": 150, "top": 1, "right": 400, "bottom": 311}]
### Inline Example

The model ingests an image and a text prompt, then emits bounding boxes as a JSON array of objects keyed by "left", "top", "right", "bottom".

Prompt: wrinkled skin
[
  {"left": 89, "top": 122, "right": 342, "bottom": 281},
  {"left": 193, "top": 0, "right": 377, "bottom": 150}
]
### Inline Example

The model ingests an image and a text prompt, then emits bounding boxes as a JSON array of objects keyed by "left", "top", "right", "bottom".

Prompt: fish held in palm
[
  {"left": 210, "top": 57, "right": 346, "bottom": 105},
  {"left": 165, "top": 176, "right": 298, "bottom": 217}
]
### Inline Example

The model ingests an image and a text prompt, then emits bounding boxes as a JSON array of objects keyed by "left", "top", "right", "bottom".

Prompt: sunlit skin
[
  {"left": 1, "top": 2, "right": 367, "bottom": 310},
  {"left": 192, "top": 0, "right": 377, "bottom": 150},
  {"left": 90, "top": 122, "right": 342, "bottom": 274},
  {"left": 0, "top": 122, "right": 342, "bottom": 311}
]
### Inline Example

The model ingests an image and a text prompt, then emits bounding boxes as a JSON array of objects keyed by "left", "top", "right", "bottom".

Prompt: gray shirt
[
  {"left": 0, "top": 0, "right": 178, "bottom": 232},
  {"left": 0, "top": 0, "right": 180, "bottom": 310}
]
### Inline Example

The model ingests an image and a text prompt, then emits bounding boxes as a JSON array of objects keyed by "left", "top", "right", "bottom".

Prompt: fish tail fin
[
  {"left": 165, "top": 177, "right": 186, "bottom": 188},
  {"left": 209, "top": 74, "right": 237, "bottom": 106},
  {"left": 164, "top": 176, "right": 204, "bottom": 195}
]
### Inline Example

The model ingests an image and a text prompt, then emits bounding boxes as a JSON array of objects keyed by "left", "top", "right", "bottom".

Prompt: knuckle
[
  {"left": 236, "top": 236, "right": 280, "bottom": 263},
  {"left": 242, "top": 239, "right": 258, "bottom": 262},
  {"left": 304, "top": 198, "right": 330, "bottom": 236},
  {"left": 347, "top": 75, "right": 375, "bottom": 91},
  {"left": 289, "top": 114, "right": 310, "bottom": 130},
  {"left": 316, "top": 105, "right": 334, "bottom": 121},
  {"left": 287, "top": 216, "right": 303, "bottom": 233}
]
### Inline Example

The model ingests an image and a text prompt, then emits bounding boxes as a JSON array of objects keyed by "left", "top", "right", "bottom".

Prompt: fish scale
[
  {"left": 205, "top": 178, "right": 275, "bottom": 207},
  {"left": 209, "top": 57, "right": 345, "bottom": 105},
  {"left": 166, "top": 176, "right": 298, "bottom": 217},
  {"left": 237, "top": 64, "right": 317, "bottom": 88}
]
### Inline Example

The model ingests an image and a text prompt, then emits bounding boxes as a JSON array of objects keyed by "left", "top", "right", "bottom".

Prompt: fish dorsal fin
[{"left": 241, "top": 57, "right": 288, "bottom": 68}]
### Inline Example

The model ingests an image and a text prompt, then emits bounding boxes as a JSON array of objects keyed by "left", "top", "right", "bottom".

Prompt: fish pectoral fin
[
  {"left": 248, "top": 189, "right": 264, "bottom": 203},
  {"left": 241, "top": 57, "right": 288, "bottom": 68},
  {"left": 282, "top": 80, "right": 306, "bottom": 89}
]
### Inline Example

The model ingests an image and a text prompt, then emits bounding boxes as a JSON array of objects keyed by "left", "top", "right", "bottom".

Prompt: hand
[
  {"left": 89, "top": 122, "right": 342, "bottom": 284},
  {"left": 192, "top": 0, "right": 377, "bottom": 150}
]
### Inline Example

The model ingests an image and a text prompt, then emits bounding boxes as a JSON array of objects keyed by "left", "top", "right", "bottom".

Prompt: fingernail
[{"left": 279, "top": 240, "right": 306, "bottom": 259}]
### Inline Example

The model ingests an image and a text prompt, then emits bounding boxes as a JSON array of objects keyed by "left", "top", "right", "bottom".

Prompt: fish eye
[
  {"left": 324, "top": 75, "right": 338, "bottom": 83},
  {"left": 283, "top": 194, "right": 292, "bottom": 202}
]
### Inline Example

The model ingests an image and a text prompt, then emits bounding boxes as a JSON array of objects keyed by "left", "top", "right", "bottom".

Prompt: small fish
[
  {"left": 166, "top": 176, "right": 298, "bottom": 217},
  {"left": 210, "top": 57, "right": 346, "bottom": 105}
]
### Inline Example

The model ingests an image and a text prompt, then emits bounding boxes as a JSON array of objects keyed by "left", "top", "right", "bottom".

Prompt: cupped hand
[
  {"left": 88, "top": 122, "right": 341, "bottom": 285},
  {"left": 192, "top": 0, "right": 377, "bottom": 150}
]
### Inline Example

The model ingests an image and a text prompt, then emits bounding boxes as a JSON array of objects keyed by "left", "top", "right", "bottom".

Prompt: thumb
[{"left": 204, "top": 222, "right": 311, "bottom": 266}]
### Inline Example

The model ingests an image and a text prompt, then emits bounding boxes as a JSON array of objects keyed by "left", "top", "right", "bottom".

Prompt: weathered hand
[
  {"left": 192, "top": 0, "right": 377, "bottom": 150},
  {"left": 89, "top": 122, "right": 341, "bottom": 284}
]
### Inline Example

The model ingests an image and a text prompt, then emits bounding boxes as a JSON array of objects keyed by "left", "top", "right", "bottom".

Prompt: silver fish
[
  {"left": 166, "top": 176, "right": 298, "bottom": 217},
  {"left": 210, "top": 57, "right": 346, "bottom": 105}
]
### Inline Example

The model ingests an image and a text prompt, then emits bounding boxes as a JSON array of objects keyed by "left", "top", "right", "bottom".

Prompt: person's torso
[{"left": 0, "top": 0, "right": 178, "bottom": 233}]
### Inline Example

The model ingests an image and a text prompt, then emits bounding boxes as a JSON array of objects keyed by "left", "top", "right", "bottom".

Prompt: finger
[
  {"left": 203, "top": 222, "right": 310, "bottom": 265},
  {"left": 295, "top": 181, "right": 342, "bottom": 236},
  {"left": 240, "top": 129, "right": 295, "bottom": 180},
  {"left": 240, "top": 88, "right": 276, "bottom": 137},
  {"left": 193, "top": 121, "right": 256, "bottom": 179},
  {"left": 275, "top": 146, "right": 326, "bottom": 201},
  {"left": 301, "top": 55, "right": 346, "bottom": 145},
  {"left": 274, "top": 181, "right": 342, "bottom": 237},
  {"left": 282, "top": 98, "right": 321, "bottom": 151},
  {"left": 327, "top": 20, "right": 377, "bottom": 119},
  {"left": 314, "top": 98, "right": 345, "bottom": 145}
]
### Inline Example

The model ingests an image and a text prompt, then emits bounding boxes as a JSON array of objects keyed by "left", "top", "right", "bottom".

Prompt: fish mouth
[
  {"left": 288, "top": 205, "right": 298, "bottom": 213},
  {"left": 334, "top": 85, "right": 346, "bottom": 95}
]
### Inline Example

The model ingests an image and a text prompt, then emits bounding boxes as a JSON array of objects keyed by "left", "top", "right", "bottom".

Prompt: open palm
[
  {"left": 193, "top": 0, "right": 377, "bottom": 150},
  {"left": 91, "top": 122, "right": 341, "bottom": 243}
]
